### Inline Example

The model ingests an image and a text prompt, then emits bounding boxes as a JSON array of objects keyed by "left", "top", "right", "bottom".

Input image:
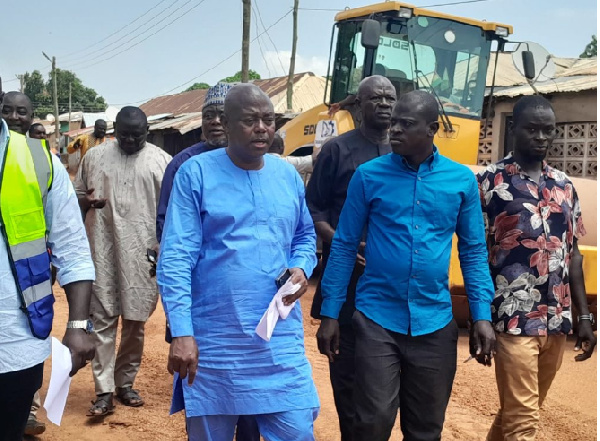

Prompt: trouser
[
  {"left": 352, "top": 311, "right": 457, "bottom": 441},
  {"left": 91, "top": 313, "right": 145, "bottom": 395},
  {"left": 0, "top": 363, "right": 43, "bottom": 441},
  {"left": 329, "top": 324, "right": 355, "bottom": 441},
  {"left": 29, "top": 390, "right": 42, "bottom": 418},
  {"left": 486, "top": 332, "right": 567, "bottom": 441},
  {"left": 187, "top": 408, "right": 319, "bottom": 441},
  {"left": 235, "top": 416, "right": 260, "bottom": 441}
]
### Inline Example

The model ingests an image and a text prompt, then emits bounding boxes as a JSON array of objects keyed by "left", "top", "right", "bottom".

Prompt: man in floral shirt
[{"left": 478, "top": 95, "right": 596, "bottom": 441}]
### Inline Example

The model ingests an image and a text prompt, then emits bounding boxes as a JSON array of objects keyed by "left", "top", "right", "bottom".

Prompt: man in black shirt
[{"left": 308, "top": 75, "right": 396, "bottom": 440}]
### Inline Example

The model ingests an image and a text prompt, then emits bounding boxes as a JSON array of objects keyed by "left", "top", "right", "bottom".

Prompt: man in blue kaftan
[{"left": 157, "top": 84, "right": 319, "bottom": 441}]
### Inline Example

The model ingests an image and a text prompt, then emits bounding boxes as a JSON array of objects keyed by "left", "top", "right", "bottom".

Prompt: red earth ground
[{"left": 31, "top": 283, "right": 596, "bottom": 441}]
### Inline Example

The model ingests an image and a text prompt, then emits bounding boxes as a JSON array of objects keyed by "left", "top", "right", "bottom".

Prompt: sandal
[
  {"left": 115, "top": 386, "right": 145, "bottom": 407},
  {"left": 88, "top": 393, "right": 114, "bottom": 416}
]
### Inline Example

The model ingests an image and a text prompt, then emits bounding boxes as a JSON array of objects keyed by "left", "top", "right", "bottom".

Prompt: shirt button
[
  {"left": 415, "top": 250, "right": 419, "bottom": 254},
  {"left": 412, "top": 275, "right": 417, "bottom": 279},
  {"left": 416, "top": 200, "right": 421, "bottom": 205},
  {"left": 415, "top": 225, "right": 419, "bottom": 229},
  {"left": 418, "top": 177, "right": 422, "bottom": 181}
]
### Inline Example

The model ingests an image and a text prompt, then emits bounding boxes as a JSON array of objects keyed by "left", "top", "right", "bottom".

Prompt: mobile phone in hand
[{"left": 275, "top": 269, "right": 292, "bottom": 289}]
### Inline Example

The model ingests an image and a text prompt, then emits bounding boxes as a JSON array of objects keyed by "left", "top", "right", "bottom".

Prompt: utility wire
[
  {"left": 298, "top": 0, "right": 492, "bottom": 12},
  {"left": 254, "top": 1, "right": 287, "bottom": 76},
  {"left": 113, "top": 8, "right": 294, "bottom": 106},
  {"left": 59, "top": 0, "right": 171, "bottom": 61},
  {"left": 63, "top": 0, "right": 198, "bottom": 70},
  {"left": 252, "top": 4, "right": 272, "bottom": 77},
  {"left": 64, "top": 0, "right": 207, "bottom": 72}
]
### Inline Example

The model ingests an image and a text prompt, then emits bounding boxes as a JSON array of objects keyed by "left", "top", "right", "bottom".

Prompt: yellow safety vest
[{"left": 0, "top": 131, "right": 54, "bottom": 339}]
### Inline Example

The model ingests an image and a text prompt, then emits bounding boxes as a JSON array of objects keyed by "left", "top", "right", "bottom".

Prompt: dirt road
[{"left": 32, "top": 284, "right": 596, "bottom": 441}]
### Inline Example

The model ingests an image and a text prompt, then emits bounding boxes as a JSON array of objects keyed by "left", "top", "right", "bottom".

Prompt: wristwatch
[
  {"left": 578, "top": 313, "right": 595, "bottom": 326},
  {"left": 66, "top": 319, "right": 94, "bottom": 334}
]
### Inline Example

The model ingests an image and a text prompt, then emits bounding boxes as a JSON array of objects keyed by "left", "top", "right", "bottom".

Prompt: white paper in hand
[
  {"left": 43, "top": 337, "right": 73, "bottom": 425},
  {"left": 256, "top": 279, "right": 301, "bottom": 341}
]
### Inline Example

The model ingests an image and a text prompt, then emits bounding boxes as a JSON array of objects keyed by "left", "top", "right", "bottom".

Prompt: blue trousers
[{"left": 187, "top": 408, "right": 319, "bottom": 441}]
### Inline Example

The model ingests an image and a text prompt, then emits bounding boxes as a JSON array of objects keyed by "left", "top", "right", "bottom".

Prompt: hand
[
  {"left": 168, "top": 336, "right": 198, "bottom": 385},
  {"left": 316, "top": 318, "right": 340, "bottom": 363},
  {"left": 356, "top": 241, "right": 366, "bottom": 266},
  {"left": 282, "top": 267, "right": 308, "bottom": 306},
  {"left": 62, "top": 328, "right": 95, "bottom": 377},
  {"left": 574, "top": 320, "right": 596, "bottom": 362},
  {"left": 327, "top": 103, "right": 341, "bottom": 117},
  {"left": 84, "top": 188, "right": 108, "bottom": 210},
  {"left": 472, "top": 320, "right": 496, "bottom": 366}
]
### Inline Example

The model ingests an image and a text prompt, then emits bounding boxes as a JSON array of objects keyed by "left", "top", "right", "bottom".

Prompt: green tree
[
  {"left": 220, "top": 69, "right": 261, "bottom": 83},
  {"left": 185, "top": 82, "right": 211, "bottom": 92},
  {"left": 580, "top": 35, "right": 597, "bottom": 58},
  {"left": 23, "top": 70, "right": 52, "bottom": 117},
  {"left": 22, "top": 69, "right": 107, "bottom": 118}
]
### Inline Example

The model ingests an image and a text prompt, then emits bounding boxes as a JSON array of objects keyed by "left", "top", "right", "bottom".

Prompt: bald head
[
  {"left": 224, "top": 83, "right": 273, "bottom": 119},
  {"left": 396, "top": 90, "right": 439, "bottom": 123},
  {"left": 357, "top": 75, "right": 394, "bottom": 101},
  {"left": 2, "top": 91, "right": 34, "bottom": 134},
  {"left": 116, "top": 106, "right": 147, "bottom": 125}
]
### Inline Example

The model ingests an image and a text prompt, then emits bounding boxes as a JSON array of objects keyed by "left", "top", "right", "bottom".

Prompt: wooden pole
[
  {"left": 68, "top": 82, "right": 72, "bottom": 148},
  {"left": 286, "top": 0, "right": 299, "bottom": 112},
  {"left": 43, "top": 52, "right": 60, "bottom": 150},
  {"left": 15, "top": 74, "right": 24, "bottom": 93},
  {"left": 241, "top": 0, "right": 251, "bottom": 83}
]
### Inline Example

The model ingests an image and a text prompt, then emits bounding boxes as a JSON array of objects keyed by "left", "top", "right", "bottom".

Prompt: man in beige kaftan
[{"left": 74, "top": 106, "right": 171, "bottom": 416}]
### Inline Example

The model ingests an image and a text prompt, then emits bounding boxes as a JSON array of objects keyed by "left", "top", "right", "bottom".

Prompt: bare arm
[{"left": 570, "top": 240, "right": 596, "bottom": 361}]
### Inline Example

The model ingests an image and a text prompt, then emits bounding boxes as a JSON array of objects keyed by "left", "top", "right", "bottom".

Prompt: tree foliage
[
  {"left": 23, "top": 69, "right": 107, "bottom": 118},
  {"left": 220, "top": 70, "right": 261, "bottom": 83},
  {"left": 185, "top": 82, "right": 211, "bottom": 92},
  {"left": 580, "top": 35, "right": 597, "bottom": 58}
]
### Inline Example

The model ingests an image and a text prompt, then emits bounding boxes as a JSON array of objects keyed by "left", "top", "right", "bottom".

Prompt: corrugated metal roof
[
  {"left": 148, "top": 112, "right": 204, "bottom": 134},
  {"left": 492, "top": 75, "right": 597, "bottom": 98},
  {"left": 485, "top": 53, "right": 596, "bottom": 97},
  {"left": 140, "top": 72, "right": 325, "bottom": 116}
]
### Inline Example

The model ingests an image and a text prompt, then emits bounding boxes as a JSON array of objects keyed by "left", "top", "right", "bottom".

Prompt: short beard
[{"left": 206, "top": 138, "right": 228, "bottom": 149}]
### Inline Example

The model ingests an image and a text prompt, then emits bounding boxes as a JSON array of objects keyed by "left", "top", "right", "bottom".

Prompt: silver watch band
[{"left": 66, "top": 320, "right": 88, "bottom": 329}]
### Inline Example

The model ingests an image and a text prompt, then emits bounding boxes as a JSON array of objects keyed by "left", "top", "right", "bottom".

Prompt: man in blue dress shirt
[
  {"left": 317, "top": 90, "right": 496, "bottom": 441},
  {"left": 157, "top": 84, "right": 319, "bottom": 441}
]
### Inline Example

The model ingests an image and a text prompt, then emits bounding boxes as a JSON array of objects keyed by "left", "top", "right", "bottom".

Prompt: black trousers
[
  {"left": 329, "top": 324, "right": 355, "bottom": 441},
  {"left": 352, "top": 311, "right": 457, "bottom": 441},
  {"left": 0, "top": 363, "right": 44, "bottom": 441},
  {"left": 235, "top": 415, "right": 260, "bottom": 441}
]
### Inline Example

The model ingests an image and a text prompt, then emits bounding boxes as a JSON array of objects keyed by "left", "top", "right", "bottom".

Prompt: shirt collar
[
  {"left": 502, "top": 152, "right": 552, "bottom": 180},
  {"left": 392, "top": 145, "right": 439, "bottom": 172},
  {"left": 0, "top": 120, "right": 9, "bottom": 153}
]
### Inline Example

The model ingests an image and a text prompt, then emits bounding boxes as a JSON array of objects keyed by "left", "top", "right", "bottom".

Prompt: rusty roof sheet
[
  {"left": 147, "top": 112, "right": 204, "bottom": 134},
  {"left": 485, "top": 53, "right": 597, "bottom": 96},
  {"left": 492, "top": 75, "right": 597, "bottom": 98},
  {"left": 140, "top": 72, "right": 323, "bottom": 116}
]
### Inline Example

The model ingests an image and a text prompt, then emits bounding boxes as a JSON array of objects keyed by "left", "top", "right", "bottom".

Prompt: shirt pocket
[{"left": 9, "top": 207, "right": 46, "bottom": 242}]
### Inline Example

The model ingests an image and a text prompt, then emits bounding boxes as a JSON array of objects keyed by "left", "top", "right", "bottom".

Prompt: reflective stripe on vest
[{"left": 0, "top": 131, "right": 54, "bottom": 339}]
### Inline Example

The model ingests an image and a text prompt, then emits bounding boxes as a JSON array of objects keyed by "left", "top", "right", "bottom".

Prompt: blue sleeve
[
  {"left": 156, "top": 157, "right": 180, "bottom": 243},
  {"left": 456, "top": 173, "right": 494, "bottom": 322},
  {"left": 46, "top": 155, "right": 96, "bottom": 285},
  {"left": 320, "top": 168, "right": 369, "bottom": 319},
  {"left": 156, "top": 160, "right": 203, "bottom": 337},
  {"left": 288, "top": 172, "right": 318, "bottom": 278}
]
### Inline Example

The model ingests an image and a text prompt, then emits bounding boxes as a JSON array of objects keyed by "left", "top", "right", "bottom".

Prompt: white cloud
[{"left": 259, "top": 50, "right": 329, "bottom": 78}]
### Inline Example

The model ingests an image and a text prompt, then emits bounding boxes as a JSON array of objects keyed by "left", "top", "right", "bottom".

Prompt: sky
[{"left": 1, "top": 0, "right": 597, "bottom": 107}]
